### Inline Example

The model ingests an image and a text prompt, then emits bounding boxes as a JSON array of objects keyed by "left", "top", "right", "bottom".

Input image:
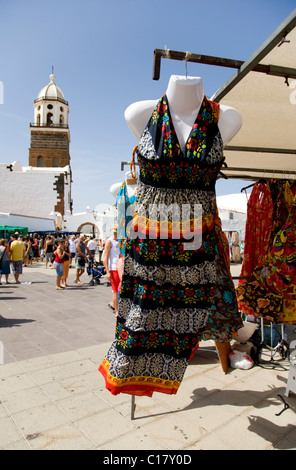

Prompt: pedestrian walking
[
  {"left": 103, "top": 226, "right": 120, "bottom": 315},
  {"left": 9, "top": 233, "right": 25, "bottom": 284},
  {"left": 75, "top": 234, "right": 93, "bottom": 285},
  {"left": 61, "top": 238, "right": 71, "bottom": 288},
  {"left": 32, "top": 236, "right": 39, "bottom": 262},
  {"left": 87, "top": 236, "right": 97, "bottom": 256},
  {"left": 44, "top": 235, "right": 54, "bottom": 268},
  {"left": 69, "top": 235, "right": 76, "bottom": 267},
  {"left": 53, "top": 239, "right": 65, "bottom": 290}
]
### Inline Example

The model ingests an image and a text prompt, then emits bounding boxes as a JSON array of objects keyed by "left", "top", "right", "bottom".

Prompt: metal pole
[{"left": 131, "top": 395, "right": 136, "bottom": 420}]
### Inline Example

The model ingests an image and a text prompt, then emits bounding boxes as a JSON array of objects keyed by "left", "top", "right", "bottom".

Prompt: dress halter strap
[{"left": 208, "top": 100, "right": 220, "bottom": 124}]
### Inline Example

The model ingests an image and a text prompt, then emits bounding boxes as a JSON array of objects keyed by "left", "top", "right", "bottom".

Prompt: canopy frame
[{"left": 151, "top": 8, "right": 296, "bottom": 181}]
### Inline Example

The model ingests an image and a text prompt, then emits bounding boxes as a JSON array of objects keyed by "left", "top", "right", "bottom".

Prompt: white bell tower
[
  {"left": 29, "top": 71, "right": 71, "bottom": 169},
  {"left": 33, "top": 72, "right": 69, "bottom": 128}
]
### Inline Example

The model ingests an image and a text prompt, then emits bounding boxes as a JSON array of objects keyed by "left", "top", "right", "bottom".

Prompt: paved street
[
  {"left": 0, "top": 262, "right": 296, "bottom": 450},
  {"left": 0, "top": 263, "right": 116, "bottom": 363}
]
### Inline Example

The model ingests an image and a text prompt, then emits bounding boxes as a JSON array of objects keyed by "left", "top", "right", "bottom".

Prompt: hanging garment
[
  {"left": 239, "top": 182, "right": 274, "bottom": 282},
  {"left": 237, "top": 194, "right": 296, "bottom": 324},
  {"left": 269, "top": 180, "right": 294, "bottom": 243},
  {"left": 116, "top": 181, "right": 137, "bottom": 255},
  {"left": 202, "top": 205, "right": 243, "bottom": 342},
  {"left": 99, "top": 95, "right": 242, "bottom": 397}
]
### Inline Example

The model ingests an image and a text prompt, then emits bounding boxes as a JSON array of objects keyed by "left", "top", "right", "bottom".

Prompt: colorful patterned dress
[
  {"left": 99, "top": 95, "right": 242, "bottom": 397},
  {"left": 237, "top": 193, "right": 296, "bottom": 324},
  {"left": 116, "top": 181, "right": 137, "bottom": 255}
]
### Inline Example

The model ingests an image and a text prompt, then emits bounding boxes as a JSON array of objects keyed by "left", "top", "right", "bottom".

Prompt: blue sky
[{"left": 0, "top": 0, "right": 295, "bottom": 212}]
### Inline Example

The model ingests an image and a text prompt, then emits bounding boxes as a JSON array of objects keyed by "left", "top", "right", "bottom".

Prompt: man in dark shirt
[{"left": 74, "top": 234, "right": 92, "bottom": 285}]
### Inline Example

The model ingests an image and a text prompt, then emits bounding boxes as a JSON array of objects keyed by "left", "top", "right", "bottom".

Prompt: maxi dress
[{"left": 99, "top": 95, "right": 243, "bottom": 397}]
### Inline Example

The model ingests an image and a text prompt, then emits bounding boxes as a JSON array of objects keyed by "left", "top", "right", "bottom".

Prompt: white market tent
[
  {"left": 152, "top": 8, "right": 296, "bottom": 182},
  {"left": 212, "top": 9, "right": 296, "bottom": 181}
]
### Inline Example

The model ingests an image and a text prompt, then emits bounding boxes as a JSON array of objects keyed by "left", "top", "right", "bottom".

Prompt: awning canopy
[
  {"left": 212, "top": 8, "right": 296, "bottom": 181},
  {"left": 0, "top": 226, "right": 28, "bottom": 234}
]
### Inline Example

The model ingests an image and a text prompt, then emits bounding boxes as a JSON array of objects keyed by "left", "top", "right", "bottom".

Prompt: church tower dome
[
  {"left": 37, "top": 73, "right": 66, "bottom": 101},
  {"left": 33, "top": 73, "right": 69, "bottom": 128}
]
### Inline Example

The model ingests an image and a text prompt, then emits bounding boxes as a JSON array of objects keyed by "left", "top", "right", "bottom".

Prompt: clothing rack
[
  {"left": 224, "top": 167, "right": 296, "bottom": 182},
  {"left": 121, "top": 161, "right": 138, "bottom": 171},
  {"left": 152, "top": 49, "right": 296, "bottom": 82},
  {"left": 259, "top": 319, "right": 288, "bottom": 362},
  {"left": 241, "top": 177, "right": 296, "bottom": 193}
]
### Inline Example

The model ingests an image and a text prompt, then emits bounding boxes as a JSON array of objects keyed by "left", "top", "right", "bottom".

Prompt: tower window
[
  {"left": 37, "top": 156, "right": 44, "bottom": 167},
  {"left": 36, "top": 113, "right": 41, "bottom": 125},
  {"left": 59, "top": 115, "right": 64, "bottom": 125},
  {"left": 47, "top": 104, "right": 53, "bottom": 109},
  {"left": 60, "top": 106, "right": 64, "bottom": 112},
  {"left": 47, "top": 112, "right": 53, "bottom": 126}
]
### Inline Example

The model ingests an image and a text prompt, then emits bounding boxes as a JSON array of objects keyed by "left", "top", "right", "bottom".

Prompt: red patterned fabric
[{"left": 239, "top": 182, "right": 274, "bottom": 281}]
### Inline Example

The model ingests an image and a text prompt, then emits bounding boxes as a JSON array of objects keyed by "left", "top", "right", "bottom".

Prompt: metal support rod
[
  {"left": 131, "top": 395, "right": 136, "bottom": 420},
  {"left": 152, "top": 43, "right": 296, "bottom": 82},
  {"left": 221, "top": 167, "right": 296, "bottom": 180},
  {"left": 121, "top": 161, "right": 139, "bottom": 171},
  {"left": 225, "top": 146, "right": 296, "bottom": 155}
]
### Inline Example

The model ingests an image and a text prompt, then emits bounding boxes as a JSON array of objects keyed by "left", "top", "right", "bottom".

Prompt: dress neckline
[{"left": 163, "top": 93, "right": 206, "bottom": 154}]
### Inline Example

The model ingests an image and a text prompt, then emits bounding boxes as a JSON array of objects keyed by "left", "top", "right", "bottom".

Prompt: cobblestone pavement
[{"left": 0, "top": 262, "right": 296, "bottom": 450}]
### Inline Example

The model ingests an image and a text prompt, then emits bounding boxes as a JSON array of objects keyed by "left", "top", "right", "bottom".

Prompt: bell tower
[{"left": 29, "top": 72, "right": 71, "bottom": 169}]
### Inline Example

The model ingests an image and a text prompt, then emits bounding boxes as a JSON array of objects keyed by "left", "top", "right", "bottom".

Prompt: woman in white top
[{"left": 103, "top": 227, "right": 120, "bottom": 315}]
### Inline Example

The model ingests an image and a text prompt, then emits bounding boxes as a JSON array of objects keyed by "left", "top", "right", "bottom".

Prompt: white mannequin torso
[
  {"left": 110, "top": 170, "right": 138, "bottom": 199},
  {"left": 124, "top": 75, "right": 242, "bottom": 148}
]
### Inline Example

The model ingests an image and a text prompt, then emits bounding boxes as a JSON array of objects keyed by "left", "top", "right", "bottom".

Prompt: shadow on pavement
[{"left": 0, "top": 315, "right": 35, "bottom": 328}]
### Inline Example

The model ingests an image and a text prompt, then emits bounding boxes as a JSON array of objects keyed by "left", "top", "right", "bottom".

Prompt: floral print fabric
[
  {"left": 99, "top": 94, "right": 242, "bottom": 397},
  {"left": 116, "top": 181, "right": 137, "bottom": 255},
  {"left": 237, "top": 181, "right": 296, "bottom": 324},
  {"left": 239, "top": 182, "right": 274, "bottom": 281}
]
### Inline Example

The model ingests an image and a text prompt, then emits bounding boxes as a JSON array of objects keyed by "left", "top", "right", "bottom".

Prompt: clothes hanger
[
  {"left": 240, "top": 182, "right": 256, "bottom": 193},
  {"left": 219, "top": 171, "right": 228, "bottom": 179},
  {"left": 219, "top": 160, "right": 228, "bottom": 179},
  {"left": 240, "top": 178, "right": 268, "bottom": 193}
]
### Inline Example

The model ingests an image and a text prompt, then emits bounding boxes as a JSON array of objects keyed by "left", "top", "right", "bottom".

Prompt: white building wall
[
  {"left": 0, "top": 161, "right": 71, "bottom": 219},
  {"left": 64, "top": 206, "right": 117, "bottom": 239},
  {"left": 0, "top": 213, "right": 55, "bottom": 232}
]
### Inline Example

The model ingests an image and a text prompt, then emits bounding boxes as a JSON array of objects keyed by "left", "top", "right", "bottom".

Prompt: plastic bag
[
  {"left": 233, "top": 321, "right": 259, "bottom": 343},
  {"left": 229, "top": 349, "right": 254, "bottom": 370}
]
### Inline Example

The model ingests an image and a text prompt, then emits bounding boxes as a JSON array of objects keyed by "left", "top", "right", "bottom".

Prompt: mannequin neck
[
  {"left": 125, "top": 171, "right": 137, "bottom": 197},
  {"left": 165, "top": 75, "right": 205, "bottom": 149},
  {"left": 165, "top": 75, "right": 204, "bottom": 116}
]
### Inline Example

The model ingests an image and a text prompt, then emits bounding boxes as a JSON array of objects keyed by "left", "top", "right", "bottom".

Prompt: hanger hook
[{"left": 185, "top": 51, "right": 191, "bottom": 78}]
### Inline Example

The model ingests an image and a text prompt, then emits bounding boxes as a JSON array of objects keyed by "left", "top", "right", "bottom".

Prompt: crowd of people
[
  {"left": 0, "top": 229, "right": 123, "bottom": 317},
  {"left": 0, "top": 232, "right": 105, "bottom": 289}
]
